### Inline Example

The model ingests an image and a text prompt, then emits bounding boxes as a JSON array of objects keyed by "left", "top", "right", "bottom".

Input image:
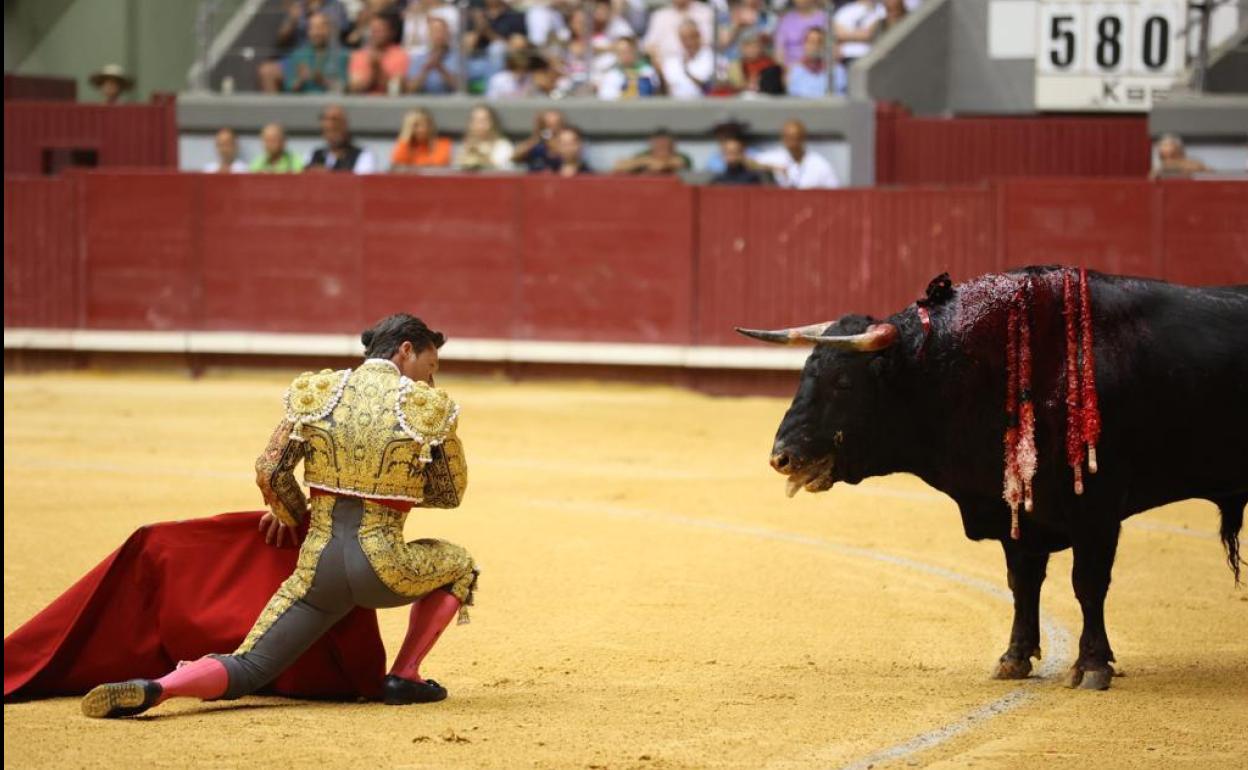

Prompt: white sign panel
[{"left": 1035, "top": 0, "right": 1183, "bottom": 111}]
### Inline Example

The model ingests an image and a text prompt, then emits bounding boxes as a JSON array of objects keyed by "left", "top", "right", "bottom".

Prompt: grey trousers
[{"left": 213, "top": 498, "right": 417, "bottom": 700}]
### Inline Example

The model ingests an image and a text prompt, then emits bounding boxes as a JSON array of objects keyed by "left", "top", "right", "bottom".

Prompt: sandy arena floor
[{"left": 3, "top": 371, "right": 1246, "bottom": 769}]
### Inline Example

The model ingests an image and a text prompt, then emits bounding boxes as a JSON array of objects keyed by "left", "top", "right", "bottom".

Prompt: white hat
[{"left": 89, "top": 64, "right": 135, "bottom": 90}]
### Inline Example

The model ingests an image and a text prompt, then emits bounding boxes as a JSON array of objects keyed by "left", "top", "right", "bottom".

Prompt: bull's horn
[
  {"left": 735, "top": 322, "right": 899, "bottom": 352},
  {"left": 733, "top": 322, "right": 834, "bottom": 346}
]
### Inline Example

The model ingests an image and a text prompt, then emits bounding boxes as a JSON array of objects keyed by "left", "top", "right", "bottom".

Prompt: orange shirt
[{"left": 390, "top": 136, "right": 453, "bottom": 168}]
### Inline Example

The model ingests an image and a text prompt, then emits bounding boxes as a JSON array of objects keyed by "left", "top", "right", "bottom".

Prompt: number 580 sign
[{"left": 1035, "top": 1, "right": 1183, "bottom": 111}]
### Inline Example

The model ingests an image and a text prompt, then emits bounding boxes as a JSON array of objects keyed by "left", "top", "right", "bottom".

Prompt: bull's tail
[{"left": 1217, "top": 495, "right": 1246, "bottom": 585}]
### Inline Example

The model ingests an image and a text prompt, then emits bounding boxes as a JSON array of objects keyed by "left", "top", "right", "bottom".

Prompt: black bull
[{"left": 738, "top": 267, "right": 1248, "bottom": 690}]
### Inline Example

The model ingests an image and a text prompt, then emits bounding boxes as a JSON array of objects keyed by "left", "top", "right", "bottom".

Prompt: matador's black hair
[{"left": 361, "top": 313, "right": 445, "bottom": 358}]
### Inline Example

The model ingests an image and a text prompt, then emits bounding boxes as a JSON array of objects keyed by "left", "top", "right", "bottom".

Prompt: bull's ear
[{"left": 735, "top": 322, "right": 898, "bottom": 352}]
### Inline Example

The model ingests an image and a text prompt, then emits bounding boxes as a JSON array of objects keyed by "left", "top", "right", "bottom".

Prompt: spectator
[
  {"left": 89, "top": 64, "right": 134, "bottom": 105},
  {"left": 787, "top": 27, "right": 844, "bottom": 97},
  {"left": 527, "top": 54, "right": 564, "bottom": 97},
  {"left": 204, "top": 128, "right": 247, "bottom": 173},
  {"left": 598, "top": 37, "right": 660, "bottom": 99},
  {"left": 305, "top": 105, "right": 376, "bottom": 173},
  {"left": 391, "top": 109, "right": 453, "bottom": 170},
  {"left": 250, "top": 123, "right": 303, "bottom": 173},
  {"left": 644, "top": 0, "right": 714, "bottom": 63},
  {"left": 349, "top": 13, "right": 409, "bottom": 94},
  {"left": 342, "top": 0, "right": 400, "bottom": 49},
  {"left": 612, "top": 129, "right": 691, "bottom": 175},
  {"left": 463, "top": 0, "right": 528, "bottom": 88},
  {"left": 719, "top": 0, "right": 777, "bottom": 64},
  {"left": 660, "top": 21, "right": 714, "bottom": 99},
  {"left": 455, "top": 105, "right": 515, "bottom": 171},
  {"left": 560, "top": 2, "right": 632, "bottom": 93},
  {"left": 401, "top": 0, "right": 460, "bottom": 55},
  {"left": 283, "top": 12, "right": 349, "bottom": 93},
  {"left": 704, "top": 118, "right": 758, "bottom": 174},
  {"left": 487, "top": 49, "right": 533, "bottom": 99},
  {"left": 1151, "top": 134, "right": 1211, "bottom": 179},
  {"left": 774, "top": 0, "right": 827, "bottom": 68},
  {"left": 406, "top": 16, "right": 460, "bottom": 93},
  {"left": 755, "top": 119, "right": 840, "bottom": 189},
  {"left": 260, "top": 0, "right": 350, "bottom": 91},
  {"left": 551, "top": 126, "right": 592, "bottom": 177},
  {"left": 726, "top": 30, "right": 784, "bottom": 95},
  {"left": 513, "top": 109, "right": 566, "bottom": 171},
  {"left": 876, "top": 0, "right": 908, "bottom": 37},
  {"left": 711, "top": 137, "right": 767, "bottom": 185},
  {"left": 834, "top": 0, "right": 883, "bottom": 67},
  {"left": 524, "top": 0, "right": 568, "bottom": 48}
]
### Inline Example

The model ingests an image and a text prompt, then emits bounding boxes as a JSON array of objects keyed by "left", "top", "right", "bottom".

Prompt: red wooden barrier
[
  {"left": 875, "top": 103, "right": 1150, "bottom": 186},
  {"left": 4, "top": 97, "right": 178, "bottom": 175},
  {"left": 4, "top": 173, "right": 1246, "bottom": 352}
]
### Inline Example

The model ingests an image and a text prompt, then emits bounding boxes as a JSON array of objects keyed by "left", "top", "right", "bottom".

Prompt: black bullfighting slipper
[
  {"left": 81, "top": 679, "right": 164, "bottom": 719},
  {"left": 382, "top": 674, "right": 448, "bottom": 705}
]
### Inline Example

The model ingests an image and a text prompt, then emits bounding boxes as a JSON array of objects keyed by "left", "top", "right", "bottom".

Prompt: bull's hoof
[
  {"left": 1067, "top": 664, "right": 1114, "bottom": 690},
  {"left": 992, "top": 657, "right": 1033, "bottom": 680}
]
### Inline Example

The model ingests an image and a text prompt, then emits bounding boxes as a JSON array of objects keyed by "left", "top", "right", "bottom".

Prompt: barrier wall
[
  {"left": 874, "top": 103, "right": 1151, "bottom": 185},
  {"left": 6, "top": 173, "right": 1247, "bottom": 354},
  {"left": 3, "top": 95, "right": 178, "bottom": 175}
]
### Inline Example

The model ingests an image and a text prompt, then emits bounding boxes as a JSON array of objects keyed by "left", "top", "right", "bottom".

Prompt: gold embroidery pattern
[
  {"left": 255, "top": 419, "right": 308, "bottom": 527},
  {"left": 234, "top": 496, "right": 335, "bottom": 654},
  {"left": 421, "top": 435, "right": 468, "bottom": 509},
  {"left": 298, "top": 361, "right": 462, "bottom": 502},
  {"left": 357, "top": 500, "right": 477, "bottom": 618},
  {"left": 285, "top": 368, "right": 352, "bottom": 440}
]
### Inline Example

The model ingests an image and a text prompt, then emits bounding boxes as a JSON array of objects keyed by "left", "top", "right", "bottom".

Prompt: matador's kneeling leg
[
  {"left": 81, "top": 657, "right": 228, "bottom": 719},
  {"left": 384, "top": 589, "right": 461, "bottom": 704}
]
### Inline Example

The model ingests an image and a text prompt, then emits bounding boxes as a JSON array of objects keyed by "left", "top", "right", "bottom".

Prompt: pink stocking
[
  {"left": 388, "top": 590, "right": 461, "bottom": 682},
  {"left": 154, "top": 657, "right": 229, "bottom": 703}
]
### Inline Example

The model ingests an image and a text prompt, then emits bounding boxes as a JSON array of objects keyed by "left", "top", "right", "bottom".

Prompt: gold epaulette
[
  {"left": 395, "top": 379, "right": 460, "bottom": 462},
  {"left": 284, "top": 368, "right": 352, "bottom": 440}
]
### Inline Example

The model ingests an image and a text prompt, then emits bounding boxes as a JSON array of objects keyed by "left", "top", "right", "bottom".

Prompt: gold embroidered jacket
[{"left": 255, "top": 359, "right": 467, "bottom": 527}]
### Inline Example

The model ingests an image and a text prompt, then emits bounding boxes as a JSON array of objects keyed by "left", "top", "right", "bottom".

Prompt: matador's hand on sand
[{"left": 259, "top": 511, "right": 293, "bottom": 548}]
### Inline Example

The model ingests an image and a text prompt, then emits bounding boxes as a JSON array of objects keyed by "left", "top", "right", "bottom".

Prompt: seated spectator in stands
[
  {"left": 402, "top": 0, "right": 460, "bottom": 56},
  {"left": 774, "top": 0, "right": 827, "bottom": 68},
  {"left": 487, "top": 49, "right": 533, "bottom": 98},
  {"left": 342, "top": 0, "right": 399, "bottom": 49},
  {"left": 787, "top": 27, "right": 845, "bottom": 97},
  {"left": 513, "top": 109, "right": 566, "bottom": 171},
  {"left": 89, "top": 64, "right": 134, "bottom": 105},
  {"left": 527, "top": 54, "right": 564, "bottom": 97},
  {"left": 598, "top": 37, "right": 660, "bottom": 99},
  {"left": 405, "top": 16, "right": 459, "bottom": 93},
  {"left": 704, "top": 118, "right": 758, "bottom": 174},
  {"left": 550, "top": 126, "right": 592, "bottom": 177},
  {"left": 726, "top": 31, "right": 784, "bottom": 95},
  {"left": 644, "top": 0, "right": 714, "bottom": 63},
  {"left": 612, "top": 129, "right": 691, "bottom": 175},
  {"left": 523, "top": 0, "right": 568, "bottom": 48},
  {"left": 660, "top": 21, "right": 714, "bottom": 99},
  {"left": 876, "top": 0, "right": 909, "bottom": 37},
  {"left": 834, "top": 0, "right": 884, "bottom": 67},
  {"left": 1150, "top": 134, "right": 1211, "bottom": 179},
  {"left": 251, "top": 123, "right": 303, "bottom": 173},
  {"left": 755, "top": 119, "right": 840, "bottom": 189},
  {"left": 463, "top": 0, "right": 528, "bottom": 90},
  {"left": 455, "top": 105, "right": 515, "bottom": 171},
  {"left": 349, "top": 13, "right": 409, "bottom": 94},
  {"left": 391, "top": 109, "right": 453, "bottom": 170},
  {"left": 204, "top": 128, "right": 248, "bottom": 173},
  {"left": 718, "top": 0, "right": 777, "bottom": 65},
  {"left": 711, "top": 137, "right": 767, "bottom": 186},
  {"left": 260, "top": 0, "right": 350, "bottom": 92},
  {"left": 305, "top": 105, "right": 376, "bottom": 173},
  {"left": 282, "top": 12, "right": 349, "bottom": 93}
]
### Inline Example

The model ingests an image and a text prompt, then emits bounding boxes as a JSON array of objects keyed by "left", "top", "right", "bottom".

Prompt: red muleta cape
[{"left": 4, "top": 511, "right": 385, "bottom": 701}]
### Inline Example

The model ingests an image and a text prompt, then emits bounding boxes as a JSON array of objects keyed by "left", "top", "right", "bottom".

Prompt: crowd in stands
[
  {"left": 204, "top": 104, "right": 840, "bottom": 186},
  {"left": 253, "top": 0, "right": 922, "bottom": 98}
]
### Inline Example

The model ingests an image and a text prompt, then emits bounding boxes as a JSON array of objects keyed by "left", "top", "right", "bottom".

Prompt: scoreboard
[{"left": 1034, "top": 1, "right": 1184, "bottom": 111}]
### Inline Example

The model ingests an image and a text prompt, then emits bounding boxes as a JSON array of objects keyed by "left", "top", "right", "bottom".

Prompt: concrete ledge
[
  {"left": 1149, "top": 93, "right": 1248, "bottom": 139},
  {"left": 4, "top": 329, "right": 811, "bottom": 371}
]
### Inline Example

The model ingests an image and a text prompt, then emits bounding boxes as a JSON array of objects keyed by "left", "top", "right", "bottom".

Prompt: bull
[{"left": 738, "top": 267, "right": 1248, "bottom": 690}]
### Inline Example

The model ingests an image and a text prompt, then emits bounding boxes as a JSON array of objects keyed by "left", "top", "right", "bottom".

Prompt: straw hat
[{"left": 89, "top": 64, "right": 135, "bottom": 90}]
